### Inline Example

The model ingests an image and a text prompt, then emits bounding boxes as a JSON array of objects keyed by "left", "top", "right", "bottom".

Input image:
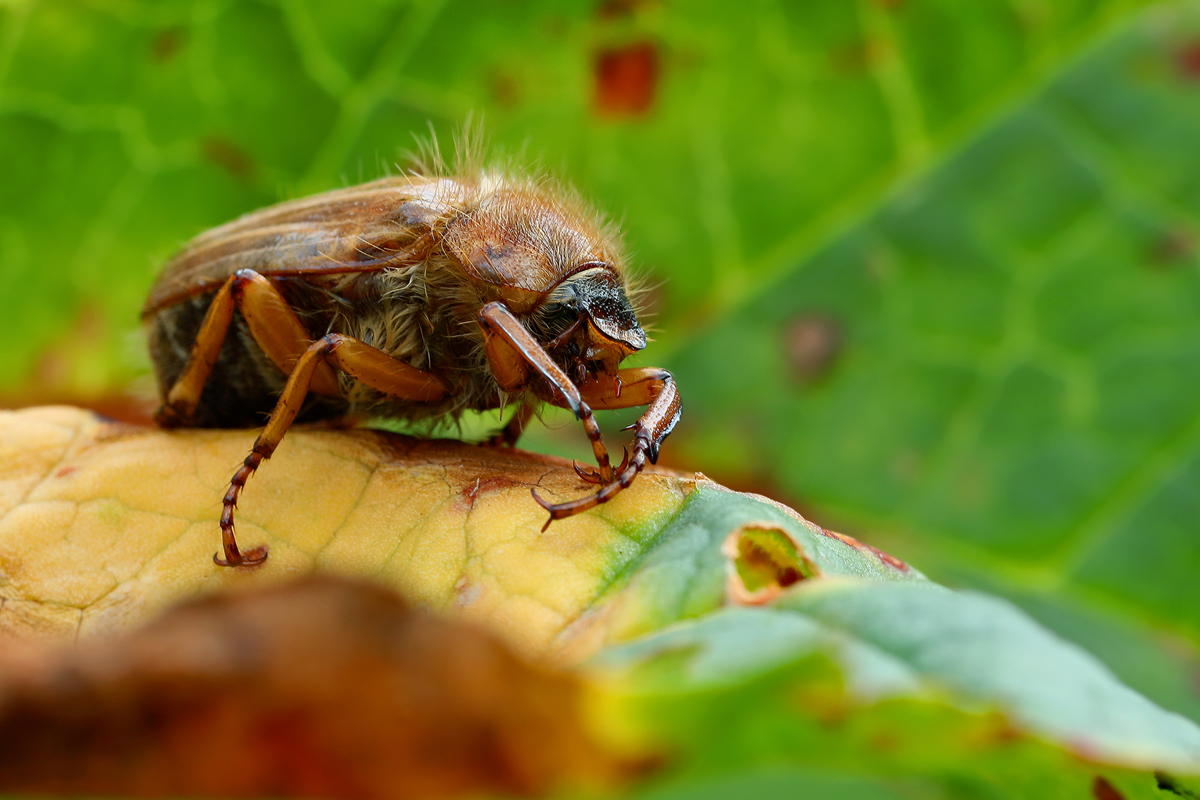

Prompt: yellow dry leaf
[{"left": 0, "top": 406, "right": 693, "bottom": 657}]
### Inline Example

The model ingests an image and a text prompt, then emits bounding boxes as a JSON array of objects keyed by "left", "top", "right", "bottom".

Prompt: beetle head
[{"left": 539, "top": 264, "right": 645, "bottom": 359}]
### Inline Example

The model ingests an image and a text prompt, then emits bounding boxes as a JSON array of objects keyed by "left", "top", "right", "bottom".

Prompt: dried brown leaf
[{"left": 0, "top": 575, "right": 633, "bottom": 798}]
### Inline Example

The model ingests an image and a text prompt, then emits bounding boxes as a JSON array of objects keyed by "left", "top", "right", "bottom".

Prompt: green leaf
[
  {"left": 594, "top": 582, "right": 1200, "bottom": 793},
  {"left": 664, "top": 0, "right": 1200, "bottom": 726}
]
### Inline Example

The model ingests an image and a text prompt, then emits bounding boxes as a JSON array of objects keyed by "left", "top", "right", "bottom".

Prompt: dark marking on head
[{"left": 594, "top": 41, "right": 658, "bottom": 117}]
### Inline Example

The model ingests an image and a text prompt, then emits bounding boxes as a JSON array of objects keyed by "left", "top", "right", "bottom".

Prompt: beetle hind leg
[
  {"left": 216, "top": 445, "right": 270, "bottom": 567},
  {"left": 217, "top": 333, "right": 449, "bottom": 568}
]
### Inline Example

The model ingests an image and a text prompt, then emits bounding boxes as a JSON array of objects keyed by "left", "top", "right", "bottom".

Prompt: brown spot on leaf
[
  {"left": 869, "top": 545, "right": 909, "bottom": 572},
  {"left": 53, "top": 466, "right": 75, "bottom": 479},
  {"left": 150, "top": 28, "right": 184, "bottom": 62},
  {"left": 1176, "top": 41, "right": 1200, "bottom": 80},
  {"left": 831, "top": 39, "right": 887, "bottom": 74},
  {"left": 462, "top": 475, "right": 521, "bottom": 510},
  {"left": 488, "top": 70, "right": 520, "bottom": 107},
  {"left": 0, "top": 576, "right": 634, "bottom": 798},
  {"left": 594, "top": 41, "right": 659, "bottom": 118},
  {"left": 596, "top": 0, "right": 653, "bottom": 18},
  {"left": 1092, "top": 776, "right": 1126, "bottom": 800},
  {"left": 723, "top": 522, "right": 820, "bottom": 605},
  {"left": 783, "top": 314, "right": 842, "bottom": 384},
  {"left": 1149, "top": 225, "right": 1196, "bottom": 268},
  {"left": 202, "top": 136, "right": 256, "bottom": 183},
  {"left": 818, "top": 527, "right": 910, "bottom": 573}
]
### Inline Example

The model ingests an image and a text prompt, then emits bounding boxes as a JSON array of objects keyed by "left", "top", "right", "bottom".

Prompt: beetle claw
[
  {"left": 531, "top": 488, "right": 557, "bottom": 532},
  {"left": 573, "top": 460, "right": 604, "bottom": 484},
  {"left": 615, "top": 446, "right": 630, "bottom": 474},
  {"left": 213, "top": 545, "right": 268, "bottom": 568}
]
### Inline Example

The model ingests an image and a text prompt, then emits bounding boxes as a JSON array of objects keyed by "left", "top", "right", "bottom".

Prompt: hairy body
[{"left": 144, "top": 161, "right": 680, "bottom": 567}]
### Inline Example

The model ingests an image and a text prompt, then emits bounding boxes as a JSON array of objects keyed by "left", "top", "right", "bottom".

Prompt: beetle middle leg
[
  {"left": 155, "top": 269, "right": 339, "bottom": 427},
  {"left": 216, "top": 334, "right": 450, "bottom": 568}
]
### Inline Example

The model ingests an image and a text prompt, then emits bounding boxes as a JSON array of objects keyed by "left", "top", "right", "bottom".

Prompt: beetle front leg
[
  {"left": 217, "top": 333, "right": 449, "bottom": 568},
  {"left": 532, "top": 367, "right": 682, "bottom": 530},
  {"left": 477, "top": 302, "right": 615, "bottom": 483}
]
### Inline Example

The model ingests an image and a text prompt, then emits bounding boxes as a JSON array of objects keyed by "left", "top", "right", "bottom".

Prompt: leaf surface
[{"left": 3, "top": 405, "right": 1200, "bottom": 800}]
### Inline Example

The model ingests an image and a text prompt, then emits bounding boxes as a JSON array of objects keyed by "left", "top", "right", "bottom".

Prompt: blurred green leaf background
[{"left": 4, "top": 0, "right": 1200, "bottom": 789}]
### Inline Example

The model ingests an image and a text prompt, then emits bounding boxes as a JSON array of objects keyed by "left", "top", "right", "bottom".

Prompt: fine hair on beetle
[{"left": 144, "top": 123, "right": 682, "bottom": 567}]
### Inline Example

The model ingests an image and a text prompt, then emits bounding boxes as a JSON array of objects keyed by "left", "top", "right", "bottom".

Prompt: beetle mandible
[{"left": 143, "top": 151, "right": 682, "bottom": 567}]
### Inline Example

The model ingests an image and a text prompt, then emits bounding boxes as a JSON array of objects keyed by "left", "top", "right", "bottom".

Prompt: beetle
[{"left": 143, "top": 154, "right": 682, "bottom": 567}]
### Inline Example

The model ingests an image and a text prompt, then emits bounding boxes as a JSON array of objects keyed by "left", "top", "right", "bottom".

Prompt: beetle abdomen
[{"left": 149, "top": 292, "right": 347, "bottom": 427}]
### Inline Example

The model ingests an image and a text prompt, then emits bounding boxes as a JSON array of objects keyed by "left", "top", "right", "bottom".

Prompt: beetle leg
[
  {"left": 477, "top": 302, "right": 614, "bottom": 483},
  {"left": 532, "top": 368, "right": 681, "bottom": 530},
  {"left": 156, "top": 269, "right": 338, "bottom": 427},
  {"left": 216, "top": 333, "right": 450, "bottom": 568},
  {"left": 482, "top": 399, "right": 536, "bottom": 447}
]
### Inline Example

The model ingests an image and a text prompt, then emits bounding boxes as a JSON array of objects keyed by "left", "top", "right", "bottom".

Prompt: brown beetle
[{"left": 143, "top": 153, "right": 681, "bottom": 567}]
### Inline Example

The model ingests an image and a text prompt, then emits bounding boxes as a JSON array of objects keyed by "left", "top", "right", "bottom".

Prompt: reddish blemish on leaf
[
  {"left": 595, "top": 0, "right": 651, "bottom": 20},
  {"left": 782, "top": 314, "right": 842, "bottom": 384},
  {"left": 594, "top": 42, "right": 659, "bottom": 118},
  {"left": 818, "top": 527, "right": 910, "bottom": 573},
  {"left": 831, "top": 40, "right": 888, "bottom": 74},
  {"left": 1176, "top": 41, "right": 1200, "bottom": 80},
  {"left": 870, "top": 545, "right": 909, "bottom": 572},
  {"left": 201, "top": 136, "right": 256, "bottom": 183},
  {"left": 1091, "top": 776, "right": 1126, "bottom": 800},
  {"left": 150, "top": 28, "right": 183, "bottom": 62},
  {"left": 461, "top": 475, "right": 521, "bottom": 510},
  {"left": 488, "top": 71, "right": 520, "bottom": 107},
  {"left": 1149, "top": 226, "right": 1196, "bottom": 267}
]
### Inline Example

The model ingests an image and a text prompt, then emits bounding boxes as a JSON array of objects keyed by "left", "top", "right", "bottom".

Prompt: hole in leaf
[{"left": 723, "top": 523, "right": 820, "bottom": 604}]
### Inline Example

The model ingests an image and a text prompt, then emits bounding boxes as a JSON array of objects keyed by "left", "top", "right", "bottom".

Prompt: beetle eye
[{"left": 540, "top": 288, "right": 581, "bottom": 332}]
